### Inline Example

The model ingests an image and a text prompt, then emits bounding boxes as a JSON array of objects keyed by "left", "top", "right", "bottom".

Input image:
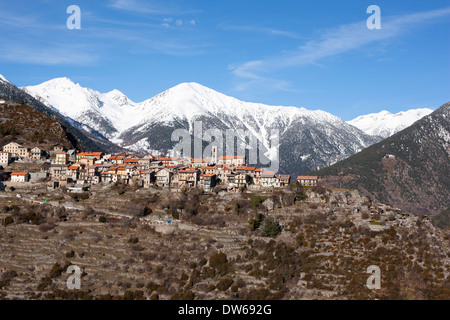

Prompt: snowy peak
[
  {"left": 348, "top": 108, "right": 434, "bottom": 138},
  {"left": 0, "top": 74, "right": 9, "bottom": 83},
  {"left": 23, "top": 77, "right": 142, "bottom": 136},
  {"left": 105, "top": 89, "right": 133, "bottom": 107}
]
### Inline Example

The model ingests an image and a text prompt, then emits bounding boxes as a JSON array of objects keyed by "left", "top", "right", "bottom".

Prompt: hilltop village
[{"left": 0, "top": 142, "right": 317, "bottom": 192}]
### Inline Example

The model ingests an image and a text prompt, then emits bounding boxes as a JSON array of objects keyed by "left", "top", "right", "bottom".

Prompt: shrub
[
  {"left": 2, "top": 215, "right": 13, "bottom": 227},
  {"left": 209, "top": 252, "right": 228, "bottom": 268},
  {"left": 216, "top": 278, "right": 234, "bottom": 291},
  {"left": 296, "top": 233, "right": 307, "bottom": 247},
  {"left": 65, "top": 250, "right": 75, "bottom": 258},
  {"left": 209, "top": 252, "right": 229, "bottom": 276},
  {"left": 259, "top": 218, "right": 281, "bottom": 238},
  {"left": 123, "top": 290, "right": 144, "bottom": 300},
  {"left": 248, "top": 213, "right": 265, "bottom": 231},
  {"left": 251, "top": 196, "right": 268, "bottom": 209},
  {"left": 432, "top": 207, "right": 450, "bottom": 229},
  {"left": 295, "top": 191, "right": 307, "bottom": 201},
  {"left": 99, "top": 216, "right": 106, "bottom": 223},
  {"left": 143, "top": 206, "right": 152, "bottom": 216},
  {"left": 38, "top": 222, "right": 55, "bottom": 232}
]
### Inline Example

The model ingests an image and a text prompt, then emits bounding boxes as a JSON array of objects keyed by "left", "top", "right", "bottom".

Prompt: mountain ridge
[
  {"left": 18, "top": 75, "right": 439, "bottom": 177},
  {"left": 315, "top": 102, "right": 450, "bottom": 215},
  {"left": 348, "top": 108, "right": 434, "bottom": 139}
]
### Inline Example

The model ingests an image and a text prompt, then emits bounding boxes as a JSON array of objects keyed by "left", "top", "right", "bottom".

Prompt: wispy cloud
[
  {"left": 218, "top": 23, "right": 302, "bottom": 39},
  {"left": 0, "top": 42, "right": 98, "bottom": 65},
  {"left": 230, "top": 7, "right": 450, "bottom": 92},
  {"left": 0, "top": 2, "right": 204, "bottom": 66},
  {"left": 108, "top": 0, "right": 199, "bottom": 15}
]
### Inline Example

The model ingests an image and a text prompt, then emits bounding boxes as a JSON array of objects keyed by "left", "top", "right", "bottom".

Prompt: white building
[{"left": 0, "top": 152, "right": 11, "bottom": 165}]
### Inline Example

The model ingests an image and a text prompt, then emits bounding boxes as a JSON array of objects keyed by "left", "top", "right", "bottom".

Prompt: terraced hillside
[{"left": 0, "top": 182, "right": 448, "bottom": 300}]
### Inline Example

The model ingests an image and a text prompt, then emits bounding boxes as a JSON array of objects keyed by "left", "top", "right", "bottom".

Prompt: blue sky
[{"left": 0, "top": 0, "right": 449, "bottom": 120}]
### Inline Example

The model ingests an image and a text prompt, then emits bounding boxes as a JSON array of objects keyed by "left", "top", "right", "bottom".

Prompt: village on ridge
[{"left": 0, "top": 142, "right": 318, "bottom": 192}]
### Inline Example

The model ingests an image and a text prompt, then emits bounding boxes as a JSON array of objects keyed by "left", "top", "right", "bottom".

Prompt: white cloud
[
  {"left": 230, "top": 7, "right": 450, "bottom": 91},
  {"left": 219, "top": 24, "right": 301, "bottom": 39}
]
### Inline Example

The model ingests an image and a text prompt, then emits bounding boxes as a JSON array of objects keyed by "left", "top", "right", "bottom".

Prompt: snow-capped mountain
[
  {"left": 22, "top": 78, "right": 379, "bottom": 175},
  {"left": 0, "top": 74, "right": 127, "bottom": 153},
  {"left": 22, "top": 78, "right": 147, "bottom": 140},
  {"left": 0, "top": 74, "right": 10, "bottom": 83},
  {"left": 348, "top": 108, "right": 434, "bottom": 139}
]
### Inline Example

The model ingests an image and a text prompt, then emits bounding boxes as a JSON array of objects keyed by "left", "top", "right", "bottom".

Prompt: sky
[{"left": 0, "top": 0, "right": 449, "bottom": 120}]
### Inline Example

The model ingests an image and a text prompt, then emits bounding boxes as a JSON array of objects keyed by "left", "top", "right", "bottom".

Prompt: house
[
  {"left": 138, "top": 156, "right": 154, "bottom": 170},
  {"left": 261, "top": 171, "right": 276, "bottom": 187},
  {"left": 124, "top": 158, "right": 140, "bottom": 166},
  {"left": 67, "top": 165, "right": 80, "bottom": 181},
  {"left": 200, "top": 174, "right": 217, "bottom": 191},
  {"left": 235, "top": 172, "right": 249, "bottom": 188},
  {"left": 217, "top": 155, "right": 245, "bottom": 167},
  {"left": 54, "top": 145, "right": 64, "bottom": 153},
  {"left": 48, "top": 176, "right": 68, "bottom": 189},
  {"left": 253, "top": 168, "right": 262, "bottom": 185},
  {"left": 67, "top": 149, "right": 77, "bottom": 162},
  {"left": 178, "top": 168, "right": 199, "bottom": 187},
  {"left": 236, "top": 166, "right": 256, "bottom": 185},
  {"left": 276, "top": 175, "right": 291, "bottom": 187},
  {"left": 216, "top": 166, "right": 232, "bottom": 183},
  {"left": 55, "top": 152, "right": 69, "bottom": 165},
  {"left": 30, "top": 147, "right": 47, "bottom": 160},
  {"left": 0, "top": 152, "right": 11, "bottom": 165},
  {"left": 297, "top": 176, "right": 318, "bottom": 187},
  {"left": 201, "top": 166, "right": 217, "bottom": 175},
  {"left": 87, "top": 165, "right": 99, "bottom": 177},
  {"left": 76, "top": 152, "right": 104, "bottom": 163},
  {"left": 155, "top": 168, "right": 172, "bottom": 187},
  {"left": 11, "top": 172, "right": 30, "bottom": 183},
  {"left": 109, "top": 155, "right": 125, "bottom": 164},
  {"left": 3, "top": 142, "right": 29, "bottom": 158},
  {"left": 49, "top": 164, "right": 68, "bottom": 180},
  {"left": 190, "top": 158, "right": 210, "bottom": 168},
  {"left": 142, "top": 170, "right": 156, "bottom": 188}
]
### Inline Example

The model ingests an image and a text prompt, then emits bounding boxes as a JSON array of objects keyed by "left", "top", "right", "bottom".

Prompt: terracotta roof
[
  {"left": 124, "top": 158, "right": 139, "bottom": 163},
  {"left": 237, "top": 166, "right": 256, "bottom": 171},
  {"left": 68, "top": 166, "right": 79, "bottom": 170},
  {"left": 262, "top": 171, "right": 275, "bottom": 177},
  {"left": 179, "top": 169, "right": 197, "bottom": 173},
  {"left": 218, "top": 155, "right": 244, "bottom": 160},
  {"left": 11, "top": 172, "right": 28, "bottom": 176},
  {"left": 297, "top": 176, "right": 318, "bottom": 180},
  {"left": 77, "top": 152, "right": 103, "bottom": 157}
]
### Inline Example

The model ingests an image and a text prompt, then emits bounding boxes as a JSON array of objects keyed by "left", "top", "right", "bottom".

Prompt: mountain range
[
  {"left": 0, "top": 75, "right": 127, "bottom": 153},
  {"left": 348, "top": 108, "right": 434, "bottom": 139},
  {"left": 0, "top": 75, "right": 436, "bottom": 177},
  {"left": 315, "top": 102, "right": 450, "bottom": 215}
]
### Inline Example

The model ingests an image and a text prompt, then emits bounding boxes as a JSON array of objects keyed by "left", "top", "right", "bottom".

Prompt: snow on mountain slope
[
  {"left": 22, "top": 78, "right": 145, "bottom": 138},
  {"left": 348, "top": 108, "right": 434, "bottom": 139},
  {"left": 134, "top": 82, "right": 341, "bottom": 133},
  {"left": 0, "top": 74, "right": 10, "bottom": 83},
  {"left": 22, "top": 78, "right": 378, "bottom": 175}
]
